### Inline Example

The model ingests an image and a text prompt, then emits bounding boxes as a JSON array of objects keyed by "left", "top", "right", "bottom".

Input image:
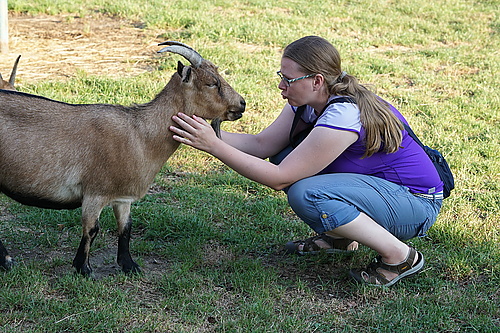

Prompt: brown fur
[{"left": 0, "top": 50, "right": 245, "bottom": 276}]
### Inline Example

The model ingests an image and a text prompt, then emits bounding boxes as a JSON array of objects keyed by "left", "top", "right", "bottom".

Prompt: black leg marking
[
  {"left": 117, "top": 216, "right": 140, "bottom": 274},
  {"left": 72, "top": 221, "right": 100, "bottom": 277}
]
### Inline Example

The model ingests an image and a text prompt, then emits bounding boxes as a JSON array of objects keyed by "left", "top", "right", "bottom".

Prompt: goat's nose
[{"left": 240, "top": 99, "right": 246, "bottom": 110}]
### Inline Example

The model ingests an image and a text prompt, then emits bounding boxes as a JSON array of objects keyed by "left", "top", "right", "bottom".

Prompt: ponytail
[
  {"left": 332, "top": 74, "right": 403, "bottom": 158},
  {"left": 284, "top": 36, "right": 403, "bottom": 158}
]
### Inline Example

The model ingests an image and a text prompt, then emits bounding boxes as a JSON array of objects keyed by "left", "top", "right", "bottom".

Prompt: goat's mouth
[
  {"left": 228, "top": 110, "right": 244, "bottom": 121},
  {"left": 210, "top": 111, "right": 244, "bottom": 139}
]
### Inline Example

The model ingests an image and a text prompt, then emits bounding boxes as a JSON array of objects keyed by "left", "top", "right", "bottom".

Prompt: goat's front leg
[
  {"left": 73, "top": 198, "right": 105, "bottom": 277},
  {"left": 113, "top": 202, "right": 140, "bottom": 274}
]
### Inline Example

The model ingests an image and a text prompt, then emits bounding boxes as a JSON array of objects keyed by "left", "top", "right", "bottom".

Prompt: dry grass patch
[{"left": 1, "top": 13, "right": 164, "bottom": 83}]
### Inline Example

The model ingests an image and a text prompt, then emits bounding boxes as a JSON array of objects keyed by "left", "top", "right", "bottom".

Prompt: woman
[{"left": 170, "top": 36, "right": 443, "bottom": 287}]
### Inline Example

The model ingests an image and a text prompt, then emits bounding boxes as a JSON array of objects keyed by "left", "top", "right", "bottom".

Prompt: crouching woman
[{"left": 169, "top": 35, "right": 443, "bottom": 287}]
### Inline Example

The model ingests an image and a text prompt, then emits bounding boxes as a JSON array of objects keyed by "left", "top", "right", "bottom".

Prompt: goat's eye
[{"left": 206, "top": 76, "right": 221, "bottom": 89}]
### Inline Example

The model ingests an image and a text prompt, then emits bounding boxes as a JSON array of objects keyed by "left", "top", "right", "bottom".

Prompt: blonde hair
[{"left": 283, "top": 36, "right": 402, "bottom": 158}]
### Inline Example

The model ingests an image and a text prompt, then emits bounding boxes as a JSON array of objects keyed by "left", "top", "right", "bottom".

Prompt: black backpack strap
[
  {"left": 403, "top": 122, "right": 454, "bottom": 198},
  {"left": 289, "top": 97, "right": 355, "bottom": 145},
  {"left": 402, "top": 123, "right": 425, "bottom": 148},
  {"left": 289, "top": 105, "right": 307, "bottom": 144}
]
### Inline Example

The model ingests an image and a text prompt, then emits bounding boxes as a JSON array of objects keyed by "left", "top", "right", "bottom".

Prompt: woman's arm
[
  {"left": 219, "top": 104, "right": 295, "bottom": 159},
  {"left": 170, "top": 112, "right": 358, "bottom": 191}
]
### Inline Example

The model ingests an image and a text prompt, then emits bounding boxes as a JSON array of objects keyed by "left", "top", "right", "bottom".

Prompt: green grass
[{"left": 1, "top": 0, "right": 499, "bottom": 332}]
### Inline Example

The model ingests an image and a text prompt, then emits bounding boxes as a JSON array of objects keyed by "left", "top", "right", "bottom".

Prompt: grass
[{"left": 1, "top": 0, "right": 499, "bottom": 332}]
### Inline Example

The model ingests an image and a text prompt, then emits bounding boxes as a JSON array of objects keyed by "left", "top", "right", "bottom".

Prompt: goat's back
[{"left": 0, "top": 90, "right": 175, "bottom": 208}]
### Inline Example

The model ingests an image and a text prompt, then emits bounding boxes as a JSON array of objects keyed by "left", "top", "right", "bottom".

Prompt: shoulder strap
[
  {"left": 289, "top": 97, "right": 355, "bottom": 143},
  {"left": 289, "top": 105, "right": 307, "bottom": 143},
  {"left": 402, "top": 123, "right": 425, "bottom": 148}
]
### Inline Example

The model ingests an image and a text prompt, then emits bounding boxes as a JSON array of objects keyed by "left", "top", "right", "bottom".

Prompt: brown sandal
[
  {"left": 285, "top": 233, "right": 358, "bottom": 255},
  {"left": 349, "top": 246, "right": 424, "bottom": 287}
]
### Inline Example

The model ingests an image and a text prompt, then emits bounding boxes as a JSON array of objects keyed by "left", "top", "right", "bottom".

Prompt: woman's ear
[{"left": 312, "top": 74, "right": 325, "bottom": 91}]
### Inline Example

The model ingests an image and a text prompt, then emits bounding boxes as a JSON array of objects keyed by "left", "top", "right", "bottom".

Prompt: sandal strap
[
  {"left": 287, "top": 234, "right": 356, "bottom": 254},
  {"left": 319, "top": 234, "right": 355, "bottom": 250},
  {"left": 353, "top": 247, "right": 420, "bottom": 286},
  {"left": 302, "top": 234, "right": 355, "bottom": 252},
  {"left": 363, "top": 258, "right": 391, "bottom": 285},
  {"left": 301, "top": 235, "right": 324, "bottom": 252},
  {"left": 377, "top": 247, "right": 417, "bottom": 274}
]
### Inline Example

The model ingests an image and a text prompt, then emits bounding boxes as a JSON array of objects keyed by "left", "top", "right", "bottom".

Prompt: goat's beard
[{"left": 210, "top": 118, "right": 222, "bottom": 138}]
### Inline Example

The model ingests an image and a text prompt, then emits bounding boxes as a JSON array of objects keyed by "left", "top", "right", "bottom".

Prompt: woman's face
[{"left": 278, "top": 57, "right": 315, "bottom": 107}]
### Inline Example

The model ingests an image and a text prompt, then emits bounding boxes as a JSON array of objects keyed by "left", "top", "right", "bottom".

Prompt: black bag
[
  {"left": 289, "top": 98, "right": 454, "bottom": 198},
  {"left": 403, "top": 123, "right": 454, "bottom": 198}
]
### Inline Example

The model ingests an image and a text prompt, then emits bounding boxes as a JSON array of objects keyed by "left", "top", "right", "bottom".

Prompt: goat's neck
[
  {"left": 140, "top": 83, "right": 186, "bottom": 129},
  {"left": 133, "top": 82, "right": 186, "bottom": 157}
]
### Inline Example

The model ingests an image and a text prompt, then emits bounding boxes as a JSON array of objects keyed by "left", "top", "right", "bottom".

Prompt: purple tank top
[{"left": 294, "top": 97, "right": 443, "bottom": 194}]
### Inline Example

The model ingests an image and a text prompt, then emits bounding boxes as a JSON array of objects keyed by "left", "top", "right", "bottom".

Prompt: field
[{"left": 0, "top": 0, "right": 498, "bottom": 332}]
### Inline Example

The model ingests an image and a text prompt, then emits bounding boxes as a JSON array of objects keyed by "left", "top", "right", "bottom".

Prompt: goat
[
  {"left": 0, "top": 42, "right": 245, "bottom": 277},
  {"left": 0, "top": 55, "right": 21, "bottom": 91}
]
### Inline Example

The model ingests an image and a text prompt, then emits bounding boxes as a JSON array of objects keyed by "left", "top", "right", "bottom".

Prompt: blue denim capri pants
[{"left": 286, "top": 173, "right": 442, "bottom": 241}]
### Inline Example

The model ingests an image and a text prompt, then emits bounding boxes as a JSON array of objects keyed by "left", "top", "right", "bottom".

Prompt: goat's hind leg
[
  {"left": 73, "top": 198, "right": 104, "bottom": 277},
  {"left": 0, "top": 239, "right": 14, "bottom": 270},
  {"left": 113, "top": 202, "right": 140, "bottom": 274}
]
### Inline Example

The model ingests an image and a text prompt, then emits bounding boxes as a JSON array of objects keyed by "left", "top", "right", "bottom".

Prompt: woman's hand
[{"left": 170, "top": 113, "right": 219, "bottom": 154}]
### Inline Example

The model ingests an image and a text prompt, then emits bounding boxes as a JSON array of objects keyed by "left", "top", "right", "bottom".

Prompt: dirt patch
[{"left": 0, "top": 13, "right": 166, "bottom": 84}]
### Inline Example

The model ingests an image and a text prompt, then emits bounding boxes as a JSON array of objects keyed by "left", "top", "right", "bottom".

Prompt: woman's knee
[
  {"left": 287, "top": 178, "right": 361, "bottom": 233},
  {"left": 287, "top": 179, "right": 311, "bottom": 211}
]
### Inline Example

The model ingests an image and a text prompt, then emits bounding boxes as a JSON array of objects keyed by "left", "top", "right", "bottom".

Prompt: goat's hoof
[
  {"left": 73, "top": 264, "right": 93, "bottom": 278},
  {"left": 121, "top": 261, "right": 142, "bottom": 275}
]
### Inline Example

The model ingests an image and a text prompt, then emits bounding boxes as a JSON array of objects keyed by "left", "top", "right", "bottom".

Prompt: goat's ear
[
  {"left": 177, "top": 61, "right": 192, "bottom": 83},
  {"left": 177, "top": 61, "right": 184, "bottom": 76}
]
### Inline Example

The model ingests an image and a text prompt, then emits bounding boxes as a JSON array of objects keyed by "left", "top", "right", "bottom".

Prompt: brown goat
[
  {"left": 0, "top": 42, "right": 245, "bottom": 277},
  {"left": 0, "top": 55, "right": 21, "bottom": 91}
]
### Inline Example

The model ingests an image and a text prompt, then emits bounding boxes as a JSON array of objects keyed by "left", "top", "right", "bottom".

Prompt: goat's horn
[
  {"left": 158, "top": 41, "right": 203, "bottom": 68},
  {"left": 9, "top": 55, "right": 21, "bottom": 86}
]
